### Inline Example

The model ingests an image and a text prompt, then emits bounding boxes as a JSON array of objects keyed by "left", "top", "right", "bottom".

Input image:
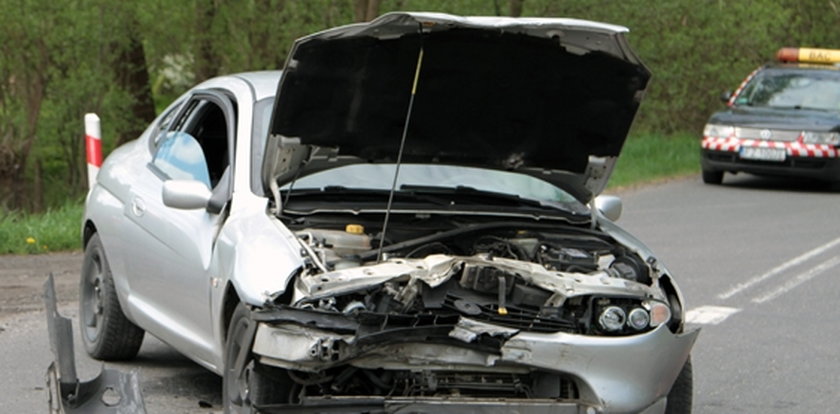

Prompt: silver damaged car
[{"left": 80, "top": 12, "right": 699, "bottom": 414}]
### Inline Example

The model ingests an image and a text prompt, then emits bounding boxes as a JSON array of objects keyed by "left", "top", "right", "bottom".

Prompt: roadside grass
[
  {"left": 0, "top": 200, "right": 83, "bottom": 254},
  {"left": 608, "top": 132, "right": 700, "bottom": 189},
  {"left": 0, "top": 133, "right": 699, "bottom": 255}
]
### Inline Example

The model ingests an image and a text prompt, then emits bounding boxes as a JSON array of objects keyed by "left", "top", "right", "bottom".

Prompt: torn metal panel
[
  {"left": 448, "top": 317, "right": 519, "bottom": 343},
  {"left": 294, "top": 254, "right": 660, "bottom": 304},
  {"left": 46, "top": 364, "right": 145, "bottom": 414},
  {"left": 43, "top": 274, "right": 146, "bottom": 413}
]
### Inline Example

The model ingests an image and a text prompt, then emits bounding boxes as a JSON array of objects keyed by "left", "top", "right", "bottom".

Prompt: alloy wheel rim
[{"left": 82, "top": 254, "right": 104, "bottom": 342}]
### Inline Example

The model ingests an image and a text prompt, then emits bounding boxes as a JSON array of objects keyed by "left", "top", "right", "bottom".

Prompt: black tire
[
  {"left": 665, "top": 357, "right": 693, "bottom": 414},
  {"left": 79, "top": 233, "right": 145, "bottom": 360},
  {"left": 702, "top": 169, "right": 724, "bottom": 185},
  {"left": 223, "top": 302, "right": 291, "bottom": 413}
]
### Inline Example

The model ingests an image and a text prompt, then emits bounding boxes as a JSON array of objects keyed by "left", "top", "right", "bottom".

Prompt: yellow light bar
[{"left": 777, "top": 47, "right": 840, "bottom": 64}]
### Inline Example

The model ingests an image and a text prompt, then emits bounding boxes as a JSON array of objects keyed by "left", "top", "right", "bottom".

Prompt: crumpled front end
[{"left": 251, "top": 252, "right": 698, "bottom": 413}]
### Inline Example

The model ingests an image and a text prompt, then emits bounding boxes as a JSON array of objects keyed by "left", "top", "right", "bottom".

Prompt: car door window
[
  {"left": 151, "top": 94, "right": 235, "bottom": 189},
  {"left": 182, "top": 100, "right": 231, "bottom": 187},
  {"left": 153, "top": 132, "right": 211, "bottom": 186}
]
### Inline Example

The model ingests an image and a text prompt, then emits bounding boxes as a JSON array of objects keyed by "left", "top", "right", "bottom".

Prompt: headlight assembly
[
  {"left": 703, "top": 124, "right": 735, "bottom": 138},
  {"left": 593, "top": 298, "right": 671, "bottom": 335},
  {"left": 802, "top": 131, "right": 840, "bottom": 146}
]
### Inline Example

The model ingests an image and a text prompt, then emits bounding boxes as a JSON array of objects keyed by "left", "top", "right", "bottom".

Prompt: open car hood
[{"left": 264, "top": 12, "right": 650, "bottom": 202}]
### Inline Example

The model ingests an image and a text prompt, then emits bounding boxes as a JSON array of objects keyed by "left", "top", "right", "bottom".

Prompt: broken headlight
[{"left": 592, "top": 297, "right": 670, "bottom": 335}]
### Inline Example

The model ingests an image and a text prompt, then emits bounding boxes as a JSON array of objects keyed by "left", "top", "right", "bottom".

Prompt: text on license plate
[{"left": 740, "top": 147, "right": 786, "bottom": 162}]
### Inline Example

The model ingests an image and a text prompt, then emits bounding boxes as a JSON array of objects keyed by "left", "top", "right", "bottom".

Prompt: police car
[{"left": 701, "top": 48, "right": 840, "bottom": 184}]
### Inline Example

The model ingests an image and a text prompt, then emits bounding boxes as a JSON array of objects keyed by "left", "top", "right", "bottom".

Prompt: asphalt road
[
  {"left": 618, "top": 174, "right": 840, "bottom": 413},
  {"left": 2, "top": 173, "right": 840, "bottom": 412}
]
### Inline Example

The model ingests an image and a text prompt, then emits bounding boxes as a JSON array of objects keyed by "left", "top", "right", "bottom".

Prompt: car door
[{"left": 121, "top": 90, "right": 236, "bottom": 364}]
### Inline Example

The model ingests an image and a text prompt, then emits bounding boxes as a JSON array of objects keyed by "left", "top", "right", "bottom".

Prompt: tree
[
  {"left": 0, "top": 0, "right": 52, "bottom": 209},
  {"left": 195, "top": 0, "right": 221, "bottom": 82},
  {"left": 2, "top": 0, "right": 839, "bottom": 211},
  {"left": 113, "top": 19, "right": 157, "bottom": 146}
]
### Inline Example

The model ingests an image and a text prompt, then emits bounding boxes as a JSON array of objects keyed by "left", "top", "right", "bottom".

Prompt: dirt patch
[{"left": 0, "top": 252, "right": 82, "bottom": 314}]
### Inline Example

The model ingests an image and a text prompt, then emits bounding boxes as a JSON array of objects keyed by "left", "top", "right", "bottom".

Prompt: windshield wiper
[
  {"left": 282, "top": 186, "right": 453, "bottom": 206},
  {"left": 281, "top": 185, "right": 583, "bottom": 215},
  {"left": 398, "top": 184, "right": 580, "bottom": 214}
]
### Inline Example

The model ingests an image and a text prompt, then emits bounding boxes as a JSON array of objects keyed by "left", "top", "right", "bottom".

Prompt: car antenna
[{"left": 377, "top": 46, "right": 425, "bottom": 263}]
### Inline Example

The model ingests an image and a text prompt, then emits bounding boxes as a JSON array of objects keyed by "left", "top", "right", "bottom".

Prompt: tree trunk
[
  {"left": 354, "top": 0, "right": 381, "bottom": 22},
  {"left": 9, "top": 37, "right": 48, "bottom": 210},
  {"left": 115, "top": 26, "right": 156, "bottom": 146},
  {"left": 509, "top": 0, "right": 525, "bottom": 17},
  {"left": 195, "top": 0, "right": 220, "bottom": 81}
]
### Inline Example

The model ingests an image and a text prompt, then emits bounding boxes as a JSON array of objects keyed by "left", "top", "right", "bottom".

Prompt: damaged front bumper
[
  {"left": 258, "top": 396, "right": 625, "bottom": 414},
  {"left": 250, "top": 306, "right": 699, "bottom": 414}
]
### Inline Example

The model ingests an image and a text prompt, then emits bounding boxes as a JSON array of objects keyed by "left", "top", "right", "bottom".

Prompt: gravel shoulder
[{"left": 0, "top": 251, "right": 82, "bottom": 315}]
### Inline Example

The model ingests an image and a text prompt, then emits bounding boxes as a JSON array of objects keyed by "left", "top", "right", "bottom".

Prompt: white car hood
[{"left": 264, "top": 12, "right": 650, "bottom": 202}]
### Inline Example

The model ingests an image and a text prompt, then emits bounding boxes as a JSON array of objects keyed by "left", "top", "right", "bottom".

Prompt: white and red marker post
[{"left": 84, "top": 113, "right": 102, "bottom": 191}]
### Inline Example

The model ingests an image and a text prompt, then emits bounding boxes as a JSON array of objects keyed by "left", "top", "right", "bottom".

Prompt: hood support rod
[{"left": 377, "top": 46, "right": 425, "bottom": 263}]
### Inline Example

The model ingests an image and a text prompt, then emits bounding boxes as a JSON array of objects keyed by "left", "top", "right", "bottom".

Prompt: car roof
[
  {"left": 232, "top": 71, "right": 282, "bottom": 101},
  {"left": 766, "top": 62, "right": 840, "bottom": 73}
]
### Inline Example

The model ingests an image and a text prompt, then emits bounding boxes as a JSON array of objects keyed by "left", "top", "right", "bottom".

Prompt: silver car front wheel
[
  {"left": 223, "top": 302, "right": 291, "bottom": 413},
  {"left": 79, "top": 233, "right": 144, "bottom": 360}
]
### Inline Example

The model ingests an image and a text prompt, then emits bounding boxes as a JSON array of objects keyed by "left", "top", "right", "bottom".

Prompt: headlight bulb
[
  {"left": 598, "top": 306, "right": 626, "bottom": 332},
  {"left": 627, "top": 308, "right": 650, "bottom": 330}
]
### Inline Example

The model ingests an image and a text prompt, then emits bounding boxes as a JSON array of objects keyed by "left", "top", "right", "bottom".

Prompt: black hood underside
[
  {"left": 266, "top": 13, "right": 651, "bottom": 202},
  {"left": 272, "top": 30, "right": 648, "bottom": 172}
]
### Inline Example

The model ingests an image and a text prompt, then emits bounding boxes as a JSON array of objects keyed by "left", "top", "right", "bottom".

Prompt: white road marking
[
  {"left": 751, "top": 256, "right": 840, "bottom": 304},
  {"left": 685, "top": 306, "right": 741, "bottom": 325},
  {"left": 717, "top": 236, "right": 840, "bottom": 300}
]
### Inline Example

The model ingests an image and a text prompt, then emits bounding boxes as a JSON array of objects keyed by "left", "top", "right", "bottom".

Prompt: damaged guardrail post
[{"left": 44, "top": 273, "right": 146, "bottom": 413}]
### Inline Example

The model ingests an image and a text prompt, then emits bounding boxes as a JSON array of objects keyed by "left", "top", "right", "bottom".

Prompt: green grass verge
[
  {"left": 0, "top": 201, "right": 83, "bottom": 254},
  {"left": 608, "top": 132, "right": 700, "bottom": 189},
  {"left": 0, "top": 133, "right": 700, "bottom": 255}
]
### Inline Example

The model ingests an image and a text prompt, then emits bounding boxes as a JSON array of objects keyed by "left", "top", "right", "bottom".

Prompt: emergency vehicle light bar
[{"left": 777, "top": 47, "right": 840, "bottom": 64}]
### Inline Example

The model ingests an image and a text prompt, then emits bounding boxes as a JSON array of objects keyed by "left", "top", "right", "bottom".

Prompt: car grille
[
  {"left": 296, "top": 368, "right": 580, "bottom": 400},
  {"left": 735, "top": 127, "right": 800, "bottom": 141},
  {"left": 403, "top": 371, "right": 579, "bottom": 399}
]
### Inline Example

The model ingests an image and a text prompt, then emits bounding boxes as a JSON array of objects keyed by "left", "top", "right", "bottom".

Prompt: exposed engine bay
[
  {"left": 250, "top": 213, "right": 682, "bottom": 403},
  {"left": 286, "top": 217, "right": 669, "bottom": 337}
]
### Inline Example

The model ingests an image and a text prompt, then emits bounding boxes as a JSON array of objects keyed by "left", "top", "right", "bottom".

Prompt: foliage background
[{"left": 1, "top": 0, "right": 838, "bottom": 211}]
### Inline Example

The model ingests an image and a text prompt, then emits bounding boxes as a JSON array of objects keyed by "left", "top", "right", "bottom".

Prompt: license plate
[{"left": 739, "top": 146, "right": 786, "bottom": 162}]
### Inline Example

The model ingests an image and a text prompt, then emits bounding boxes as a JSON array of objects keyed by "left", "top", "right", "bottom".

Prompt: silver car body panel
[{"left": 83, "top": 72, "right": 301, "bottom": 373}]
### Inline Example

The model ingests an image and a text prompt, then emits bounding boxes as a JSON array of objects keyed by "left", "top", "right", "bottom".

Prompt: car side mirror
[
  {"left": 594, "top": 195, "right": 622, "bottom": 222},
  {"left": 162, "top": 180, "right": 212, "bottom": 210},
  {"left": 720, "top": 90, "right": 732, "bottom": 104}
]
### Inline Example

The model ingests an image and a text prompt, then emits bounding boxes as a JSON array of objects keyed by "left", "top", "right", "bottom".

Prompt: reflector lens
[
  {"left": 598, "top": 306, "right": 626, "bottom": 332},
  {"left": 648, "top": 302, "right": 672, "bottom": 327}
]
